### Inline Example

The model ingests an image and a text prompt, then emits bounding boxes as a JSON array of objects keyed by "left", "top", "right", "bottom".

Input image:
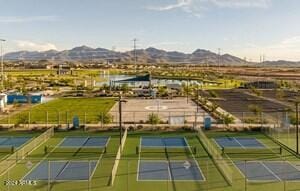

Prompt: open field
[
  {"left": 0, "top": 98, "right": 116, "bottom": 125},
  {"left": 199, "top": 89, "right": 290, "bottom": 123}
]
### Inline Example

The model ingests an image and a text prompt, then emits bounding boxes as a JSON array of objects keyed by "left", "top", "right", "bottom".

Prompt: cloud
[
  {"left": 147, "top": 0, "right": 193, "bottom": 11},
  {"left": 210, "top": 0, "right": 271, "bottom": 8},
  {"left": 0, "top": 16, "right": 58, "bottom": 23},
  {"left": 14, "top": 40, "right": 58, "bottom": 51},
  {"left": 146, "top": 0, "right": 272, "bottom": 17}
]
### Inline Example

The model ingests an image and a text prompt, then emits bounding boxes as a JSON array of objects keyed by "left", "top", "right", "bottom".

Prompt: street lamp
[
  {"left": 0, "top": 39, "right": 5, "bottom": 90},
  {"left": 290, "top": 99, "right": 300, "bottom": 155},
  {"left": 118, "top": 94, "right": 127, "bottom": 145},
  {"left": 295, "top": 101, "right": 299, "bottom": 155}
]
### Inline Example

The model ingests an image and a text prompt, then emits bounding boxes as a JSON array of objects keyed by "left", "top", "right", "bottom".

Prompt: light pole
[
  {"left": 0, "top": 39, "right": 5, "bottom": 90},
  {"left": 289, "top": 99, "right": 300, "bottom": 155},
  {"left": 118, "top": 94, "right": 127, "bottom": 145},
  {"left": 295, "top": 102, "right": 299, "bottom": 155}
]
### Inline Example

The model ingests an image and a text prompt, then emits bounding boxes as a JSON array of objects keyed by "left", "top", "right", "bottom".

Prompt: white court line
[
  {"left": 89, "top": 137, "right": 110, "bottom": 179},
  {"left": 136, "top": 137, "right": 142, "bottom": 181},
  {"left": 54, "top": 161, "right": 70, "bottom": 180},
  {"left": 183, "top": 137, "right": 206, "bottom": 181},
  {"left": 137, "top": 160, "right": 170, "bottom": 182},
  {"left": 232, "top": 137, "right": 245, "bottom": 149},
  {"left": 21, "top": 138, "right": 65, "bottom": 180},
  {"left": 260, "top": 161, "right": 281, "bottom": 181}
]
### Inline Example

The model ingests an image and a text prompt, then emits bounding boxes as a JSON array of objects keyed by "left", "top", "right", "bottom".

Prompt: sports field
[
  {"left": 0, "top": 128, "right": 300, "bottom": 191},
  {"left": 0, "top": 98, "right": 116, "bottom": 125},
  {"left": 109, "top": 98, "right": 213, "bottom": 124},
  {"left": 0, "top": 129, "right": 120, "bottom": 191}
]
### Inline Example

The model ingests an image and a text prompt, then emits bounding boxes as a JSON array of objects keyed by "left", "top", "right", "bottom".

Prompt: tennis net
[
  {"left": 45, "top": 146, "right": 107, "bottom": 154},
  {"left": 197, "top": 128, "right": 233, "bottom": 185},
  {"left": 0, "top": 146, "right": 14, "bottom": 153},
  {"left": 222, "top": 146, "right": 282, "bottom": 155},
  {"left": 0, "top": 127, "right": 54, "bottom": 176},
  {"left": 136, "top": 146, "right": 197, "bottom": 155}
]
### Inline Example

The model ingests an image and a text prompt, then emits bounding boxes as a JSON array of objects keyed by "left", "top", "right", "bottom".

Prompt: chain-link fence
[{"left": 1, "top": 157, "right": 300, "bottom": 191}]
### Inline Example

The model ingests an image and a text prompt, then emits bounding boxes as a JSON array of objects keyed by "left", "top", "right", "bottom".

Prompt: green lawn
[{"left": 1, "top": 98, "right": 116, "bottom": 125}]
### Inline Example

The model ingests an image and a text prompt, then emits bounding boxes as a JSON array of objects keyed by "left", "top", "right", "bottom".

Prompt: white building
[{"left": 0, "top": 93, "right": 7, "bottom": 112}]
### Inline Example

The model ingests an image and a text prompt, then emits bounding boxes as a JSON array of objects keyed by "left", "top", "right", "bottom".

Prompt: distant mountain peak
[
  {"left": 3, "top": 46, "right": 257, "bottom": 65},
  {"left": 71, "top": 45, "right": 94, "bottom": 51}
]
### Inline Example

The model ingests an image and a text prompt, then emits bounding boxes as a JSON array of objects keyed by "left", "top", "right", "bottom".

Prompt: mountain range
[{"left": 4, "top": 45, "right": 299, "bottom": 66}]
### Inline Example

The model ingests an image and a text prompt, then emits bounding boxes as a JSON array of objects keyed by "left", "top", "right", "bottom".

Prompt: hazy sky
[{"left": 0, "top": 0, "right": 300, "bottom": 61}]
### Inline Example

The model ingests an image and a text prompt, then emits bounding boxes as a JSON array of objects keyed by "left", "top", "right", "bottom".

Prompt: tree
[
  {"left": 98, "top": 113, "right": 113, "bottom": 124},
  {"left": 275, "top": 89, "right": 285, "bottom": 100},
  {"left": 250, "top": 86, "right": 262, "bottom": 97},
  {"left": 120, "top": 83, "right": 129, "bottom": 93},
  {"left": 248, "top": 104, "right": 262, "bottom": 116},
  {"left": 147, "top": 113, "right": 160, "bottom": 125},
  {"left": 222, "top": 113, "right": 234, "bottom": 126}
]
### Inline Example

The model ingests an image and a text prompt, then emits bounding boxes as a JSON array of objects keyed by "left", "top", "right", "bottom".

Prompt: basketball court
[{"left": 109, "top": 98, "right": 212, "bottom": 124}]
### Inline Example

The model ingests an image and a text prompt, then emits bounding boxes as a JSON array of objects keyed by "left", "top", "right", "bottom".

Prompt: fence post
[
  {"left": 66, "top": 111, "right": 69, "bottom": 128},
  {"left": 58, "top": 111, "right": 60, "bottom": 125},
  {"left": 28, "top": 111, "right": 31, "bottom": 130},
  {"left": 84, "top": 112, "right": 87, "bottom": 126},
  {"left": 46, "top": 111, "right": 48, "bottom": 128},
  {"left": 242, "top": 112, "right": 244, "bottom": 129},
  {"left": 101, "top": 112, "right": 103, "bottom": 128}
]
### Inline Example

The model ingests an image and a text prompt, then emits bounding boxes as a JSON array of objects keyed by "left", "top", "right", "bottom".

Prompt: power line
[{"left": 132, "top": 38, "right": 138, "bottom": 73}]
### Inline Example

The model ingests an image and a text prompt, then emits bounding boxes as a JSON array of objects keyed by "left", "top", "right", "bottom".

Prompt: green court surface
[
  {"left": 0, "top": 131, "right": 41, "bottom": 161},
  {"left": 0, "top": 130, "right": 120, "bottom": 191},
  {"left": 1, "top": 129, "right": 300, "bottom": 191}
]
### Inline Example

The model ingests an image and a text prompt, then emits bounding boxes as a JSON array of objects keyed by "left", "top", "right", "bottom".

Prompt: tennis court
[
  {"left": 137, "top": 136, "right": 204, "bottom": 181},
  {"left": 22, "top": 136, "right": 110, "bottom": 182},
  {"left": 0, "top": 136, "right": 32, "bottom": 149},
  {"left": 140, "top": 137, "right": 188, "bottom": 148},
  {"left": 235, "top": 161, "right": 300, "bottom": 181},
  {"left": 214, "top": 137, "right": 265, "bottom": 148},
  {"left": 59, "top": 136, "right": 110, "bottom": 148},
  {"left": 138, "top": 160, "right": 204, "bottom": 181},
  {"left": 23, "top": 160, "right": 97, "bottom": 181}
]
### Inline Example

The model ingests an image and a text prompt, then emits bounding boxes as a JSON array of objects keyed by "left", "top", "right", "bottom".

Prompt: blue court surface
[
  {"left": 138, "top": 160, "right": 204, "bottom": 181},
  {"left": 141, "top": 137, "right": 188, "bottom": 147},
  {"left": 0, "top": 137, "right": 32, "bottom": 148},
  {"left": 214, "top": 137, "right": 265, "bottom": 148},
  {"left": 235, "top": 161, "right": 300, "bottom": 181},
  {"left": 59, "top": 137, "right": 109, "bottom": 148},
  {"left": 24, "top": 161, "right": 97, "bottom": 181}
]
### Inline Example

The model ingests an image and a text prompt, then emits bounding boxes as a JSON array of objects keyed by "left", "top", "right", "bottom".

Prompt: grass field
[
  {"left": 0, "top": 98, "right": 116, "bottom": 125},
  {"left": 0, "top": 129, "right": 300, "bottom": 191}
]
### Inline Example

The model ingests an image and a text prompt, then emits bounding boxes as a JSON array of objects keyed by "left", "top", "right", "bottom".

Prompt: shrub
[
  {"left": 222, "top": 114, "right": 234, "bottom": 126},
  {"left": 147, "top": 113, "right": 160, "bottom": 125},
  {"left": 98, "top": 113, "right": 113, "bottom": 124},
  {"left": 248, "top": 104, "right": 262, "bottom": 116}
]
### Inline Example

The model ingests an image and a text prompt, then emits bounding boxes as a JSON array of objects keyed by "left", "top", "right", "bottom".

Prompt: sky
[{"left": 0, "top": 0, "right": 300, "bottom": 61}]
